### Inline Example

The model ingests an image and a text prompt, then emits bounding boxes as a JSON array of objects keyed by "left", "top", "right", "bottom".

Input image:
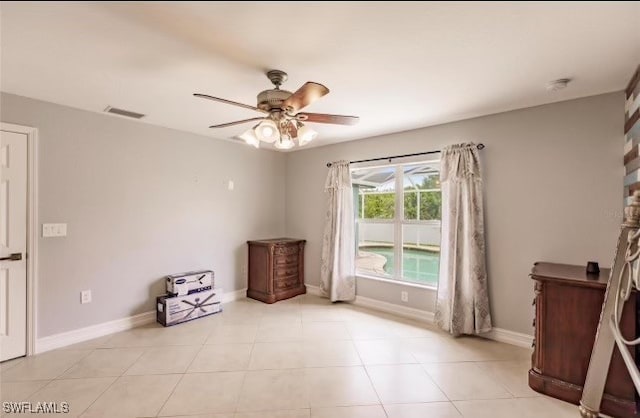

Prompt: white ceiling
[{"left": 1, "top": 2, "right": 639, "bottom": 151}]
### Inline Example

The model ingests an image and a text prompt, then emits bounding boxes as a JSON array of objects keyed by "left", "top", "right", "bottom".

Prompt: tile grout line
[
  {"left": 233, "top": 334, "right": 258, "bottom": 414},
  {"left": 347, "top": 323, "right": 389, "bottom": 418},
  {"left": 73, "top": 374, "right": 120, "bottom": 416},
  {"left": 49, "top": 348, "right": 96, "bottom": 380},
  {"left": 117, "top": 347, "right": 148, "bottom": 377},
  {"left": 451, "top": 399, "right": 466, "bottom": 417},
  {"left": 417, "top": 361, "right": 455, "bottom": 406},
  {"left": 4, "top": 379, "right": 55, "bottom": 406},
  {"left": 470, "top": 361, "right": 518, "bottom": 399},
  {"left": 73, "top": 339, "right": 169, "bottom": 417},
  {"left": 473, "top": 360, "right": 534, "bottom": 399},
  {"left": 420, "top": 360, "right": 520, "bottom": 409},
  {"left": 0, "top": 358, "right": 24, "bottom": 374},
  {"left": 248, "top": 296, "right": 306, "bottom": 413},
  {"left": 152, "top": 373, "right": 186, "bottom": 417},
  {"left": 6, "top": 296, "right": 544, "bottom": 417},
  {"left": 24, "top": 347, "right": 112, "bottom": 417},
  {"left": 154, "top": 320, "right": 222, "bottom": 417}
]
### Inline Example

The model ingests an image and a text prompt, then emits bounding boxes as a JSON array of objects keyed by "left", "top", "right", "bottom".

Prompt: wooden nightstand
[
  {"left": 247, "top": 238, "right": 306, "bottom": 303},
  {"left": 528, "top": 262, "right": 639, "bottom": 417}
]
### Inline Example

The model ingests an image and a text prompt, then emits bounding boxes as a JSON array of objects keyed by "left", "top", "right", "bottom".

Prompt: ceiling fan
[{"left": 194, "top": 70, "right": 359, "bottom": 149}]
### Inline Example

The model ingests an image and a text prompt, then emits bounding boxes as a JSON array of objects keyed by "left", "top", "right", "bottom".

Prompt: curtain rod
[{"left": 326, "top": 143, "right": 485, "bottom": 167}]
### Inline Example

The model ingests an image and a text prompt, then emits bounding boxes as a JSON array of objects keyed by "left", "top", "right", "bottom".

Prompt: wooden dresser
[
  {"left": 529, "top": 262, "right": 639, "bottom": 417},
  {"left": 247, "top": 238, "right": 306, "bottom": 303}
]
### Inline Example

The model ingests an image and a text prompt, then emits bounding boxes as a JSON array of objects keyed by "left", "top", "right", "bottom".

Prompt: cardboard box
[
  {"left": 157, "top": 288, "right": 222, "bottom": 327},
  {"left": 166, "top": 270, "right": 214, "bottom": 296}
]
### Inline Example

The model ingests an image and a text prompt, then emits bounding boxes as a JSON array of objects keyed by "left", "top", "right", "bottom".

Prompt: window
[{"left": 353, "top": 161, "right": 441, "bottom": 287}]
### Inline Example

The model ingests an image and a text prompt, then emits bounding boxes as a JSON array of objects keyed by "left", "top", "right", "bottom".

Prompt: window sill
[{"left": 356, "top": 273, "right": 437, "bottom": 291}]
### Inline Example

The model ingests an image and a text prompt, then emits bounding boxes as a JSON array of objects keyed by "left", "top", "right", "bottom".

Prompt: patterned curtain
[
  {"left": 435, "top": 143, "right": 492, "bottom": 335},
  {"left": 320, "top": 161, "right": 356, "bottom": 301}
]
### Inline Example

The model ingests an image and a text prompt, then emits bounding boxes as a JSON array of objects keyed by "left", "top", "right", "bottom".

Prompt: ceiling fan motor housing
[{"left": 257, "top": 89, "right": 292, "bottom": 111}]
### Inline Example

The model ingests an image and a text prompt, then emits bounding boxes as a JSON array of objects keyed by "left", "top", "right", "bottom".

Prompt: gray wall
[
  {"left": 285, "top": 92, "right": 624, "bottom": 335},
  {"left": 0, "top": 91, "right": 624, "bottom": 339},
  {"left": 1, "top": 93, "right": 287, "bottom": 338}
]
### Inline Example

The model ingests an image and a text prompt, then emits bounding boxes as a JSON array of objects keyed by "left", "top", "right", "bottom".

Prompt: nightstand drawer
[
  {"left": 275, "top": 264, "right": 299, "bottom": 278},
  {"left": 275, "top": 253, "right": 299, "bottom": 265},
  {"left": 275, "top": 275, "right": 299, "bottom": 290},
  {"left": 275, "top": 245, "right": 299, "bottom": 256}
]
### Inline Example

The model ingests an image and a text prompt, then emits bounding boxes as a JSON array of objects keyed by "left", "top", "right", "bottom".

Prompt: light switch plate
[{"left": 42, "top": 223, "right": 67, "bottom": 237}]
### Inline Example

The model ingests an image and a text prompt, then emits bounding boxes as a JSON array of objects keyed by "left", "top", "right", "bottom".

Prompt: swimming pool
[{"left": 360, "top": 246, "right": 439, "bottom": 285}]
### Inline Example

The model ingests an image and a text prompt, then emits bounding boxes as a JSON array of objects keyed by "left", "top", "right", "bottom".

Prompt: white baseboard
[
  {"left": 36, "top": 310, "right": 156, "bottom": 353},
  {"left": 222, "top": 287, "right": 247, "bottom": 303},
  {"left": 306, "top": 284, "right": 434, "bottom": 323},
  {"left": 37, "top": 285, "right": 532, "bottom": 353},
  {"left": 305, "top": 284, "right": 323, "bottom": 296},
  {"left": 306, "top": 283, "right": 532, "bottom": 348},
  {"left": 353, "top": 295, "right": 436, "bottom": 323},
  {"left": 479, "top": 327, "right": 534, "bottom": 348},
  {"left": 36, "top": 288, "right": 247, "bottom": 354}
]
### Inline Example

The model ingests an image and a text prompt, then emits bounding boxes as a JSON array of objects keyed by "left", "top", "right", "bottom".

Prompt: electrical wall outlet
[
  {"left": 227, "top": 180, "right": 234, "bottom": 191},
  {"left": 401, "top": 291, "right": 409, "bottom": 303},
  {"left": 240, "top": 265, "right": 247, "bottom": 278},
  {"left": 42, "top": 223, "right": 67, "bottom": 237},
  {"left": 81, "top": 290, "right": 92, "bottom": 304}
]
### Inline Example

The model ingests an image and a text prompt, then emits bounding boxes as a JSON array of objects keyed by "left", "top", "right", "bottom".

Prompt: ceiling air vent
[{"left": 104, "top": 106, "right": 145, "bottom": 119}]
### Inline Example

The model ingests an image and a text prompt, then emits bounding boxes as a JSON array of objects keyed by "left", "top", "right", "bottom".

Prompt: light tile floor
[{"left": 0, "top": 294, "right": 580, "bottom": 418}]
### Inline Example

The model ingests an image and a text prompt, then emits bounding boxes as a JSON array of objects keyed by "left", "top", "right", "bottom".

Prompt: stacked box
[
  {"left": 157, "top": 288, "right": 222, "bottom": 326},
  {"left": 166, "top": 270, "right": 214, "bottom": 296},
  {"left": 157, "top": 270, "right": 221, "bottom": 327}
]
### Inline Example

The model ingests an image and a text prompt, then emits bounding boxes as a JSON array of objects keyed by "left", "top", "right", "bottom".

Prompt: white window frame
[{"left": 353, "top": 159, "right": 440, "bottom": 288}]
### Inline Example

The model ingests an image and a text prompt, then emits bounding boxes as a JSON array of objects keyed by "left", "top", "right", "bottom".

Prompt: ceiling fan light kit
[
  {"left": 194, "top": 70, "right": 359, "bottom": 150},
  {"left": 239, "top": 128, "right": 260, "bottom": 148},
  {"left": 297, "top": 123, "right": 318, "bottom": 146},
  {"left": 274, "top": 135, "right": 295, "bottom": 150},
  {"left": 254, "top": 119, "right": 279, "bottom": 143}
]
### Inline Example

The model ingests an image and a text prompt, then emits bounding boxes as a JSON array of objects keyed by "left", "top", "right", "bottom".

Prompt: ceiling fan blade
[
  {"left": 208, "top": 117, "right": 265, "bottom": 128},
  {"left": 296, "top": 113, "right": 359, "bottom": 125},
  {"left": 194, "top": 93, "right": 267, "bottom": 113},
  {"left": 282, "top": 82, "right": 329, "bottom": 112}
]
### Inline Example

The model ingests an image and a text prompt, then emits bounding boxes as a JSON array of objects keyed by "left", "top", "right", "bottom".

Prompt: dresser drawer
[
  {"left": 274, "top": 245, "right": 299, "bottom": 257},
  {"left": 275, "top": 253, "right": 299, "bottom": 265},
  {"left": 275, "top": 275, "right": 299, "bottom": 290},
  {"left": 275, "top": 264, "right": 299, "bottom": 278}
]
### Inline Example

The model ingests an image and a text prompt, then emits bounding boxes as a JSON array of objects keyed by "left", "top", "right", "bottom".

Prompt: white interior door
[{"left": 0, "top": 129, "right": 28, "bottom": 362}]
